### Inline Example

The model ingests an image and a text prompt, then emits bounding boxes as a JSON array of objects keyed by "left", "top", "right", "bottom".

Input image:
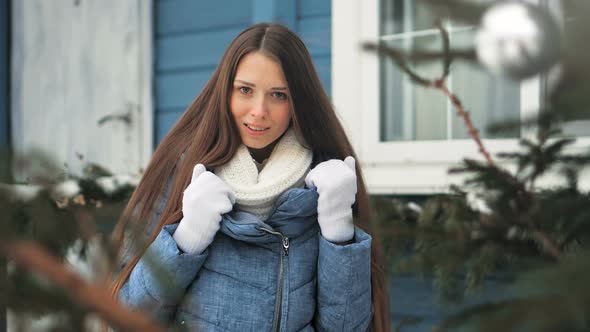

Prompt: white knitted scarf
[{"left": 215, "top": 129, "right": 312, "bottom": 221}]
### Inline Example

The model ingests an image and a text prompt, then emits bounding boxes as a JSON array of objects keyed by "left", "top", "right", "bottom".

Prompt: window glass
[{"left": 379, "top": 0, "right": 521, "bottom": 141}]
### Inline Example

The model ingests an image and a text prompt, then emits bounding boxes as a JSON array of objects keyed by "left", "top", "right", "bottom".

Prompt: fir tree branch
[
  {"left": 0, "top": 241, "right": 166, "bottom": 332},
  {"left": 530, "top": 229, "right": 562, "bottom": 260},
  {"left": 437, "top": 21, "right": 452, "bottom": 81},
  {"left": 361, "top": 44, "right": 476, "bottom": 85},
  {"left": 433, "top": 80, "right": 494, "bottom": 165},
  {"left": 364, "top": 24, "right": 493, "bottom": 166},
  {"left": 362, "top": 43, "right": 433, "bottom": 86}
]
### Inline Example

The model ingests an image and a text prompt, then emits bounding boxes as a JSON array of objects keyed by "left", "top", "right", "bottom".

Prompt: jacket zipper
[{"left": 259, "top": 227, "right": 289, "bottom": 332}]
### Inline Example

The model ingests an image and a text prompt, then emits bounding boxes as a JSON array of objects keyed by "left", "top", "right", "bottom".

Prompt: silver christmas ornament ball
[{"left": 476, "top": 1, "right": 561, "bottom": 79}]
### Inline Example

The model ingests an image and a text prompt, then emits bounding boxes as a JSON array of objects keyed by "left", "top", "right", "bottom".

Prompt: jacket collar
[{"left": 220, "top": 188, "right": 319, "bottom": 244}]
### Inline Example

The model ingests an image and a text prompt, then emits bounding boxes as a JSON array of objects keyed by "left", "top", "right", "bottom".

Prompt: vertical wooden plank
[
  {"left": 0, "top": 0, "right": 9, "bottom": 149},
  {"left": 139, "top": 0, "right": 155, "bottom": 166},
  {"left": 11, "top": 0, "right": 147, "bottom": 178}
]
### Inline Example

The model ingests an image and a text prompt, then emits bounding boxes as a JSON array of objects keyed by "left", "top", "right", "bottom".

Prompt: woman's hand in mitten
[
  {"left": 305, "top": 156, "right": 357, "bottom": 243},
  {"left": 173, "top": 164, "right": 235, "bottom": 254}
]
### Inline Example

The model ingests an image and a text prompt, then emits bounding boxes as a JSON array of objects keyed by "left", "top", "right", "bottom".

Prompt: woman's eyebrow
[
  {"left": 235, "top": 79, "right": 255, "bottom": 87},
  {"left": 235, "top": 79, "right": 288, "bottom": 90}
]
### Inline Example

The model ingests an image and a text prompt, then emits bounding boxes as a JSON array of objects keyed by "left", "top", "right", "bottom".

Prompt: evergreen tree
[
  {"left": 368, "top": 1, "right": 590, "bottom": 331},
  {"left": 0, "top": 148, "right": 165, "bottom": 331}
]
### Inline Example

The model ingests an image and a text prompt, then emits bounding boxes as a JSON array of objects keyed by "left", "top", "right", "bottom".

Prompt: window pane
[
  {"left": 379, "top": 0, "right": 521, "bottom": 142},
  {"left": 380, "top": 34, "right": 448, "bottom": 141},
  {"left": 381, "top": 0, "right": 440, "bottom": 36},
  {"left": 450, "top": 30, "right": 521, "bottom": 139}
]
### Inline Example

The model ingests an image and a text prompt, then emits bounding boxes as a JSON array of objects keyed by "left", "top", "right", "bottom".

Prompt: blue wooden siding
[
  {"left": 154, "top": 0, "right": 331, "bottom": 143},
  {"left": 0, "top": 0, "right": 8, "bottom": 148}
]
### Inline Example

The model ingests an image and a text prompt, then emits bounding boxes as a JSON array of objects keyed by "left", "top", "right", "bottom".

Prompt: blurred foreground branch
[{"left": 0, "top": 240, "right": 165, "bottom": 332}]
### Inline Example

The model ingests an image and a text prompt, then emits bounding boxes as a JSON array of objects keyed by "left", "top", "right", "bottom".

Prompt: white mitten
[
  {"left": 173, "top": 164, "right": 235, "bottom": 254},
  {"left": 305, "top": 156, "right": 357, "bottom": 243}
]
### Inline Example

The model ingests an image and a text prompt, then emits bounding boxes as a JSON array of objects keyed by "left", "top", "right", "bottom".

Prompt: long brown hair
[{"left": 108, "top": 23, "right": 390, "bottom": 331}]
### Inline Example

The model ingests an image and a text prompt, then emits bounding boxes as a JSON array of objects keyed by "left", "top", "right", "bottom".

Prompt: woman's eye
[
  {"left": 239, "top": 86, "right": 252, "bottom": 94},
  {"left": 272, "top": 92, "right": 287, "bottom": 100}
]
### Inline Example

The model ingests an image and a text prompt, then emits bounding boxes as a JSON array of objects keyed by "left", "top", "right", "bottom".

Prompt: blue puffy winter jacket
[{"left": 119, "top": 187, "right": 373, "bottom": 331}]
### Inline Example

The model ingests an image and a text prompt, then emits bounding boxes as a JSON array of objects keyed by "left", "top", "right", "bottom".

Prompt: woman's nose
[{"left": 249, "top": 98, "right": 267, "bottom": 118}]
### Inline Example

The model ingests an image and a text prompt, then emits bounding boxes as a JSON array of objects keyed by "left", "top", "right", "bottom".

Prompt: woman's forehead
[{"left": 234, "top": 52, "right": 287, "bottom": 86}]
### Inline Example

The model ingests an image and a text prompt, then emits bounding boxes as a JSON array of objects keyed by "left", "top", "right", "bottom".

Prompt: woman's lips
[{"left": 244, "top": 123, "right": 269, "bottom": 135}]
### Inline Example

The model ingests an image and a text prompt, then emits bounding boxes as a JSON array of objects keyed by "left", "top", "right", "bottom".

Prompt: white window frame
[
  {"left": 140, "top": 0, "right": 155, "bottom": 167},
  {"left": 332, "top": 0, "right": 590, "bottom": 194}
]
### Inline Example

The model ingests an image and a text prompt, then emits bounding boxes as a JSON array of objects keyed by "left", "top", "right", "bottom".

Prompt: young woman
[{"left": 109, "top": 23, "right": 391, "bottom": 331}]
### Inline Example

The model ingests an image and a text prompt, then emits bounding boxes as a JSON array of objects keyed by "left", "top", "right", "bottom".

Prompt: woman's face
[{"left": 230, "top": 51, "right": 292, "bottom": 149}]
